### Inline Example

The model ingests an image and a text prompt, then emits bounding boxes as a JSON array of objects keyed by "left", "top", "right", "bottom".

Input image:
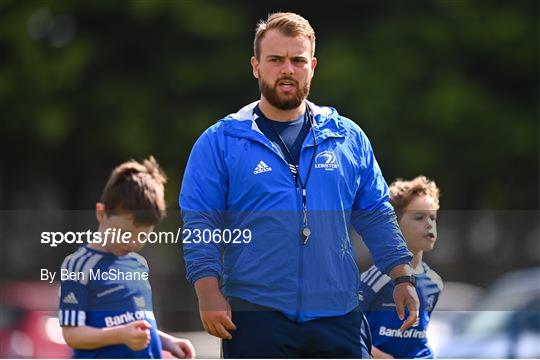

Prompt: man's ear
[
  {"left": 96, "top": 202, "right": 106, "bottom": 224},
  {"left": 310, "top": 57, "right": 318, "bottom": 77},
  {"left": 251, "top": 56, "right": 259, "bottom": 79}
]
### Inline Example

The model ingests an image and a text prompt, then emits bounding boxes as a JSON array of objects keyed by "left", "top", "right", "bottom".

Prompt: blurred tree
[{"left": 0, "top": 0, "right": 536, "bottom": 210}]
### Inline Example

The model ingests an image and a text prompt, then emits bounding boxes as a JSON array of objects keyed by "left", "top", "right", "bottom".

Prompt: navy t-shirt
[{"left": 254, "top": 105, "right": 311, "bottom": 172}]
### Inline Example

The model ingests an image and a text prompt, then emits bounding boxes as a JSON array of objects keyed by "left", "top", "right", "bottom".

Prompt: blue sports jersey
[
  {"left": 358, "top": 262, "right": 443, "bottom": 358},
  {"left": 59, "top": 246, "right": 162, "bottom": 358}
]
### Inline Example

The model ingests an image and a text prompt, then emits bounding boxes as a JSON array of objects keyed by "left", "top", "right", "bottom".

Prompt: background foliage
[{"left": 1, "top": 0, "right": 537, "bottom": 210}]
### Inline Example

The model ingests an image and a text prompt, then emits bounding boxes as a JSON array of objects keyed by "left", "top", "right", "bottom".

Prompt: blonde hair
[
  {"left": 100, "top": 156, "right": 167, "bottom": 225},
  {"left": 254, "top": 12, "right": 316, "bottom": 59},
  {"left": 389, "top": 176, "right": 440, "bottom": 220}
]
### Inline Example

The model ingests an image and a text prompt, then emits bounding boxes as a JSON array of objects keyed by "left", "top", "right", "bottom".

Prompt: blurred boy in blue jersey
[
  {"left": 359, "top": 176, "right": 443, "bottom": 358},
  {"left": 59, "top": 157, "right": 195, "bottom": 359}
]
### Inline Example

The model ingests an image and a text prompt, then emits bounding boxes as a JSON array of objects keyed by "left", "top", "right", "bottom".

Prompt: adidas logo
[
  {"left": 253, "top": 161, "right": 272, "bottom": 175},
  {"left": 62, "top": 292, "right": 79, "bottom": 304}
]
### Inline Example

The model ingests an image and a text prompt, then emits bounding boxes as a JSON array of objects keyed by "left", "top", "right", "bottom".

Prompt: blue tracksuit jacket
[{"left": 180, "top": 100, "right": 412, "bottom": 322}]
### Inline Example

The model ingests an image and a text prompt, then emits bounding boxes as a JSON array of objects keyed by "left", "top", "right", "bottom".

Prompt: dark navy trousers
[{"left": 222, "top": 297, "right": 372, "bottom": 358}]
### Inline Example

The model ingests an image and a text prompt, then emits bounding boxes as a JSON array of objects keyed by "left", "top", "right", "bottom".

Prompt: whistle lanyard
[{"left": 265, "top": 105, "right": 319, "bottom": 244}]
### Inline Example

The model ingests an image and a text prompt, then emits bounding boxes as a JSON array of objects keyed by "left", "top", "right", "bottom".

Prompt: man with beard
[{"left": 180, "top": 12, "right": 419, "bottom": 358}]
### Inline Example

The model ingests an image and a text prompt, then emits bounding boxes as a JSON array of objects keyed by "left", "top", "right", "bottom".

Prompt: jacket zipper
[
  {"left": 249, "top": 129, "right": 320, "bottom": 321},
  {"left": 295, "top": 185, "right": 305, "bottom": 321},
  {"left": 294, "top": 138, "right": 318, "bottom": 321}
]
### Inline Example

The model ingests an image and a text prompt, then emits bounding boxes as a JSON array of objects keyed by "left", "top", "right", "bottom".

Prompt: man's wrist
[
  {"left": 191, "top": 271, "right": 220, "bottom": 285},
  {"left": 393, "top": 275, "right": 416, "bottom": 287},
  {"left": 194, "top": 276, "right": 225, "bottom": 305},
  {"left": 388, "top": 263, "right": 413, "bottom": 279}
]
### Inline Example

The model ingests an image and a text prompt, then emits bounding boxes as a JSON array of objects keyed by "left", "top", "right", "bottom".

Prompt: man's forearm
[
  {"left": 353, "top": 207, "right": 413, "bottom": 274},
  {"left": 194, "top": 276, "right": 222, "bottom": 305}
]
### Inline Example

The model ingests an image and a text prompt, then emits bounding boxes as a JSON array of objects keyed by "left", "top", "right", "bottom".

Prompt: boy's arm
[
  {"left": 62, "top": 320, "right": 152, "bottom": 350},
  {"left": 158, "top": 330, "right": 196, "bottom": 359},
  {"left": 371, "top": 345, "right": 395, "bottom": 359}
]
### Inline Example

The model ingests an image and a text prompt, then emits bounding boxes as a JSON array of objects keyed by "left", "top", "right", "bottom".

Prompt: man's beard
[{"left": 258, "top": 75, "right": 311, "bottom": 110}]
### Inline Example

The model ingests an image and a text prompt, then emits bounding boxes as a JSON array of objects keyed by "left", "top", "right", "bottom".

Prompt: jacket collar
[{"left": 221, "top": 100, "right": 347, "bottom": 146}]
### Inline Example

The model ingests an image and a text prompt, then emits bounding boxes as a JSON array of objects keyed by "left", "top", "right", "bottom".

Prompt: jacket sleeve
[
  {"left": 179, "top": 126, "right": 228, "bottom": 284},
  {"left": 350, "top": 129, "right": 412, "bottom": 274}
]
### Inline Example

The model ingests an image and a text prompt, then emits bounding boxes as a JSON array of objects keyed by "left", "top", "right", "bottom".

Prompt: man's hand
[
  {"left": 119, "top": 320, "right": 152, "bottom": 351},
  {"left": 195, "top": 277, "right": 237, "bottom": 339},
  {"left": 159, "top": 332, "right": 196, "bottom": 359},
  {"left": 199, "top": 292, "right": 236, "bottom": 339},
  {"left": 393, "top": 283, "right": 419, "bottom": 332},
  {"left": 389, "top": 264, "right": 420, "bottom": 332}
]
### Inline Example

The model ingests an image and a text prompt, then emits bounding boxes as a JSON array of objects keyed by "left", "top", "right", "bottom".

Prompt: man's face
[
  {"left": 251, "top": 29, "right": 317, "bottom": 110},
  {"left": 398, "top": 195, "right": 439, "bottom": 254}
]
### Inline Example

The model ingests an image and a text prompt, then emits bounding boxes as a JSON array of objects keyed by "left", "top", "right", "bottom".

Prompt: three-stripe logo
[
  {"left": 62, "top": 292, "right": 79, "bottom": 304},
  {"left": 253, "top": 161, "right": 272, "bottom": 175}
]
